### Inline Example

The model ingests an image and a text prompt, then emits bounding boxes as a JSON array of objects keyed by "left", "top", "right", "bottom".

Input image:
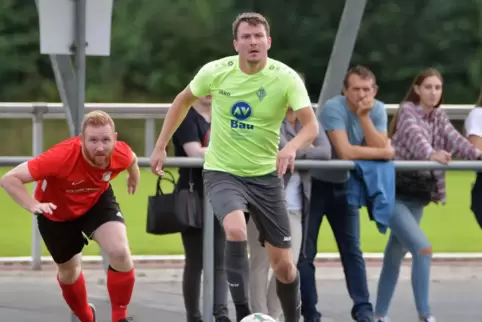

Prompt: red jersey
[{"left": 27, "top": 137, "right": 134, "bottom": 222}]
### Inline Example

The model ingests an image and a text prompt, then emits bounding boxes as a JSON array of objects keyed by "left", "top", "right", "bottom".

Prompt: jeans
[
  {"left": 297, "top": 178, "right": 373, "bottom": 321},
  {"left": 375, "top": 197, "right": 432, "bottom": 318}
]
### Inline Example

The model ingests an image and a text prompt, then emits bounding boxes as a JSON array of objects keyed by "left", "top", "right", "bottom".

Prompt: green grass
[{"left": 0, "top": 168, "right": 481, "bottom": 257}]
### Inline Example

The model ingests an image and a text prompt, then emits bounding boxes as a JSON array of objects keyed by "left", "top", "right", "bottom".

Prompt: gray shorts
[{"left": 203, "top": 170, "right": 291, "bottom": 248}]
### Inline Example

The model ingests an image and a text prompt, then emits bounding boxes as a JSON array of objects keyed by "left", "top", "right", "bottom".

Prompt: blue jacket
[{"left": 347, "top": 160, "right": 395, "bottom": 233}]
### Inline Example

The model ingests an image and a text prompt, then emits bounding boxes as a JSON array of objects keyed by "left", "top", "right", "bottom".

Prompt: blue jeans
[
  {"left": 375, "top": 197, "right": 432, "bottom": 318},
  {"left": 297, "top": 178, "right": 373, "bottom": 321}
]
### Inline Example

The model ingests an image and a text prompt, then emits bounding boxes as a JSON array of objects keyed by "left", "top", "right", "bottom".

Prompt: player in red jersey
[{"left": 0, "top": 110, "right": 140, "bottom": 322}]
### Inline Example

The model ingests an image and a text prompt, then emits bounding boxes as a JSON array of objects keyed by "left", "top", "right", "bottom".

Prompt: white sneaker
[
  {"left": 375, "top": 317, "right": 390, "bottom": 322},
  {"left": 422, "top": 317, "right": 436, "bottom": 322}
]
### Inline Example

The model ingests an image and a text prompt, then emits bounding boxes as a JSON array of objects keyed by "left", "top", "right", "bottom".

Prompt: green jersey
[{"left": 189, "top": 55, "right": 311, "bottom": 177}]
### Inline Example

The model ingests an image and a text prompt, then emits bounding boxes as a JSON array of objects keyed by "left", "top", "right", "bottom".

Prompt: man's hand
[
  {"left": 383, "top": 139, "right": 395, "bottom": 160},
  {"left": 150, "top": 148, "right": 167, "bottom": 176},
  {"left": 430, "top": 150, "right": 451, "bottom": 164},
  {"left": 356, "top": 97, "right": 374, "bottom": 116},
  {"left": 277, "top": 143, "right": 296, "bottom": 177},
  {"left": 29, "top": 202, "right": 57, "bottom": 215},
  {"left": 126, "top": 174, "right": 139, "bottom": 194}
]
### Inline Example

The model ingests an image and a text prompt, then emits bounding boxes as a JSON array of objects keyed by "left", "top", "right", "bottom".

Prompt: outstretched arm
[{"left": 0, "top": 162, "right": 41, "bottom": 213}]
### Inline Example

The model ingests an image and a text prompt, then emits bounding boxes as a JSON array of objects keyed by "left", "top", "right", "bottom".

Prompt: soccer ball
[{"left": 240, "top": 313, "right": 277, "bottom": 322}]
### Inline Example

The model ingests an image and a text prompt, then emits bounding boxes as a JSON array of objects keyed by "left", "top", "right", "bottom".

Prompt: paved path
[{"left": 1, "top": 261, "right": 481, "bottom": 321}]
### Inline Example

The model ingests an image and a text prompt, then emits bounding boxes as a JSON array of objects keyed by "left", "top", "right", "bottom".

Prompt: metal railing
[
  {"left": 0, "top": 102, "right": 476, "bottom": 119},
  {"left": 0, "top": 103, "right": 481, "bottom": 321}
]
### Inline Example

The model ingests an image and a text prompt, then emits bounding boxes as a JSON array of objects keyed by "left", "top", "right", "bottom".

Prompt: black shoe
[
  {"left": 118, "top": 318, "right": 134, "bottom": 322},
  {"left": 216, "top": 316, "right": 232, "bottom": 322},
  {"left": 88, "top": 303, "right": 96, "bottom": 322},
  {"left": 235, "top": 304, "right": 251, "bottom": 322}
]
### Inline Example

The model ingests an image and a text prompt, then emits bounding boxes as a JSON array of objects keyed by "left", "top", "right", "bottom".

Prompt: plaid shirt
[{"left": 392, "top": 102, "right": 482, "bottom": 203}]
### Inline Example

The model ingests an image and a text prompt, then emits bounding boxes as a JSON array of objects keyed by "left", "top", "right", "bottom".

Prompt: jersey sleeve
[
  {"left": 189, "top": 61, "right": 216, "bottom": 98},
  {"left": 27, "top": 143, "right": 72, "bottom": 181},
  {"left": 465, "top": 108, "right": 482, "bottom": 137},
  {"left": 286, "top": 71, "right": 312, "bottom": 111},
  {"left": 320, "top": 99, "right": 346, "bottom": 131},
  {"left": 112, "top": 141, "right": 135, "bottom": 170}
]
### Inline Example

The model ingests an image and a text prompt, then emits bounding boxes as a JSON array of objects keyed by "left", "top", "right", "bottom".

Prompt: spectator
[
  {"left": 247, "top": 105, "right": 331, "bottom": 320},
  {"left": 298, "top": 65, "right": 393, "bottom": 322},
  {"left": 172, "top": 95, "right": 231, "bottom": 322},
  {"left": 374, "top": 69, "right": 482, "bottom": 322},
  {"left": 465, "top": 89, "right": 482, "bottom": 144}
]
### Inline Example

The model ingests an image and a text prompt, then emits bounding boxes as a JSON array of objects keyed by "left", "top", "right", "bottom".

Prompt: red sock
[
  {"left": 57, "top": 272, "right": 94, "bottom": 322},
  {"left": 107, "top": 267, "right": 135, "bottom": 322}
]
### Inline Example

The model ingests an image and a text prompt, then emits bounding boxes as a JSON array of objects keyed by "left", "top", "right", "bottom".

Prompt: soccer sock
[
  {"left": 276, "top": 271, "right": 301, "bottom": 322},
  {"left": 57, "top": 272, "right": 94, "bottom": 322},
  {"left": 107, "top": 266, "right": 135, "bottom": 322},
  {"left": 225, "top": 240, "right": 251, "bottom": 320}
]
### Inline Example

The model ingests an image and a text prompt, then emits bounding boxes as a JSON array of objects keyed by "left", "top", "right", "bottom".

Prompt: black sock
[
  {"left": 225, "top": 241, "right": 251, "bottom": 320},
  {"left": 276, "top": 271, "right": 301, "bottom": 322}
]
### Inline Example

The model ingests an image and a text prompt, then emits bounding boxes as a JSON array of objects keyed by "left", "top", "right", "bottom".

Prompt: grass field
[{"left": 0, "top": 168, "right": 481, "bottom": 257}]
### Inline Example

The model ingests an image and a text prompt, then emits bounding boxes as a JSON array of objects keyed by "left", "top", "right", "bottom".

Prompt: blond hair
[
  {"left": 232, "top": 12, "right": 270, "bottom": 39},
  {"left": 81, "top": 110, "right": 115, "bottom": 135}
]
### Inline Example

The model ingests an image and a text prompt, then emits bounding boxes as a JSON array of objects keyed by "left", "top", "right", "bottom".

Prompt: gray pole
[
  {"left": 202, "top": 197, "right": 214, "bottom": 322},
  {"left": 316, "top": 0, "right": 367, "bottom": 113},
  {"left": 74, "top": 0, "right": 86, "bottom": 135},
  {"left": 71, "top": 1, "right": 87, "bottom": 321},
  {"left": 31, "top": 105, "right": 47, "bottom": 271}
]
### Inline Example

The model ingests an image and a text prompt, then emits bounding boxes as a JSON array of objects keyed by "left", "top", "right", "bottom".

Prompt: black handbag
[
  {"left": 395, "top": 170, "right": 435, "bottom": 202},
  {"left": 174, "top": 169, "right": 203, "bottom": 229},
  {"left": 146, "top": 171, "right": 188, "bottom": 235},
  {"left": 146, "top": 170, "right": 203, "bottom": 235}
]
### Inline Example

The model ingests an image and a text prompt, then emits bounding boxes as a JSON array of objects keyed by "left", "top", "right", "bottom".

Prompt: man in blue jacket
[{"left": 297, "top": 66, "right": 394, "bottom": 322}]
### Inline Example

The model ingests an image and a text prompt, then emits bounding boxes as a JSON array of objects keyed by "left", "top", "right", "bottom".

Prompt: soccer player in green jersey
[{"left": 150, "top": 12, "right": 319, "bottom": 322}]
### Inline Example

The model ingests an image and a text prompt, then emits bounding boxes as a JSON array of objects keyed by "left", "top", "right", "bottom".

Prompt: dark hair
[
  {"left": 343, "top": 65, "right": 377, "bottom": 89},
  {"left": 232, "top": 12, "right": 270, "bottom": 39},
  {"left": 388, "top": 68, "right": 443, "bottom": 137},
  {"left": 476, "top": 88, "right": 482, "bottom": 107}
]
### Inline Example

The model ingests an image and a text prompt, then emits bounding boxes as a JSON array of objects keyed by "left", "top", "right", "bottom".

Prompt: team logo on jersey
[
  {"left": 256, "top": 87, "right": 266, "bottom": 101},
  {"left": 230, "top": 101, "right": 254, "bottom": 132},
  {"left": 102, "top": 171, "right": 112, "bottom": 181}
]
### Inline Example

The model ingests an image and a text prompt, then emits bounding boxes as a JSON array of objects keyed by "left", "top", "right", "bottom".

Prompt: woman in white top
[{"left": 465, "top": 90, "right": 482, "bottom": 143}]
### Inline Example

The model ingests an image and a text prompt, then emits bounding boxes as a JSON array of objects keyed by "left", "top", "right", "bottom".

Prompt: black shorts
[
  {"left": 37, "top": 185, "right": 125, "bottom": 264},
  {"left": 203, "top": 170, "right": 291, "bottom": 249}
]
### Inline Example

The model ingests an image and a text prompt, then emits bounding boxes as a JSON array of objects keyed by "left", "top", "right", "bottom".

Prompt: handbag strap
[
  {"left": 188, "top": 168, "right": 194, "bottom": 192},
  {"left": 156, "top": 170, "right": 176, "bottom": 195}
]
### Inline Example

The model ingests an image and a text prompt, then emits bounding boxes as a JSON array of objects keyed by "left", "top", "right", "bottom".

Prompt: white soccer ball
[{"left": 240, "top": 313, "right": 277, "bottom": 322}]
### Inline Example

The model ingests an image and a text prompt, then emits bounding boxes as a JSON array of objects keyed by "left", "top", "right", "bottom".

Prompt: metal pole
[
  {"left": 145, "top": 119, "right": 155, "bottom": 157},
  {"left": 202, "top": 196, "right": 214, "bottom": 321},
  {"left": 31, "top": 105, "right": 47, "bottom": 271},
  {"left": 74, "top": 0, "right": 86, "bottom": 135},
  {"left": 72, "top": 1, "right": 88, "bottom": 321},
  {"left": 316, "top": 0, "right": 367, "bottom": 113}
]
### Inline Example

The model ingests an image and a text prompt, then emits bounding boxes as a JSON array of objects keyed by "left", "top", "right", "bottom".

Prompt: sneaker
[
  {"left": 375, "top": 317, "right": 390, "bottom": 322},
  {"left": 88, "top": 303, "right": 96, "bottom": 322},
  {"left": 421, "top": 317, "right": 436, "bottom": 322}
]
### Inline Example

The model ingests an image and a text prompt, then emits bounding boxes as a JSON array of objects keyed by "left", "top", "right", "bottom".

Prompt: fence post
[
  {"left": 144, "top": 118, "right": 155, "bottom": 157},
  {"left": 202, "top": 194, "right": 214, "bottom": 321},
  {"left": 31, "top": 104, "right": 47, "bottom": 271}
]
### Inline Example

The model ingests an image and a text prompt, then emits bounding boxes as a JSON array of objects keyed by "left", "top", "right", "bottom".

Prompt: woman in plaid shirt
[{"left": 374, "top": 69, "right": 482, "bottom": 322}]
